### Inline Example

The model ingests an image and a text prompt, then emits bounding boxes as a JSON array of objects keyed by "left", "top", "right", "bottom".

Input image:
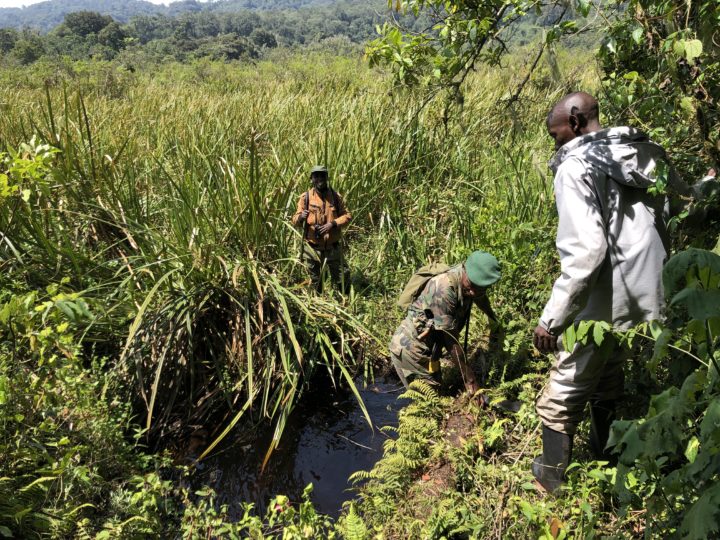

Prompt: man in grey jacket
[{"left": 532, "top": 92, "right": 685, "bottom": 492}]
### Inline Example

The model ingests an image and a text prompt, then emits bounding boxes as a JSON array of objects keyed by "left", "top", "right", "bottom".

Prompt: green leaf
[
  {"left": 673, "top": 39, "right": 686, "bottom": 58},
  {"left": 631, "top": 27, "right": 644, "bottom": 44},
  {"left": 518, "top": 499, "right": 536, "bottom": 519},
  {"left": 663, "top": 249, "right": 720, "bottom": 299},
  {"left": 671, "top": 289, "right": 720, "bottom": 321},
  {"left": 683, "top": 39, "right": 703, "bottom": 62},
  {"left": 576, "top": 0, "right": 590, "bottom": 17},
  {"left": 700, "top": 400, "right": 720, "bottom": 444},
  {"left": 680, "top": 482, "right": 720, "bottom": 538},
  {"left": 55, "top": 300, "right": 76, "bottom": 322},
  {"left": 648, "top": 320, "right": 665, "bottom": 339},
  {"left": 684, "top": 436, "right": 700, "bottom": 463},
  {"left": 563, "top": 324, "right": 577, "bottom": 351},
  {"left": 592, "top": 321, "right": 609, "bottom": 347},
  {"left": 650, "top": 328, "right": 672, "bottom": 374},
  {"left": 576, "top": 320, "right": 593, "bottom": 344},
  {"left": 604, "top": 38, "right": 616, "bottom": 54}
]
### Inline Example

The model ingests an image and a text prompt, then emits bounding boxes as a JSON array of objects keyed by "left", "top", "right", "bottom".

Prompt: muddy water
[{"left": 194, "top": 376, "right": 407, "bottom": 518}]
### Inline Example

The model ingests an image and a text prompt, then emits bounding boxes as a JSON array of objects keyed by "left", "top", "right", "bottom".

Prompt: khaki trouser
[
  {"left": 301, "top": 241, "right": 344, "bottom": 291},
  {"left": 536, "top": 339, "right": 626, "bottom": 435}
]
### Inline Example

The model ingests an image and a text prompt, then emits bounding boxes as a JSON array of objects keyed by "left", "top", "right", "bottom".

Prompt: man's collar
[{"left": 548, "top": 127, "right": 647, "bottom": 173}]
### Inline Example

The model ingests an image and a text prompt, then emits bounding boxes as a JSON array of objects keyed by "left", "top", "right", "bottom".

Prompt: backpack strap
[
  {"left": 302, "top": 190, "right": 310, "bottom": 240},
  {"left": 463, "top": 303, "right": 472, "bottom": 360}
]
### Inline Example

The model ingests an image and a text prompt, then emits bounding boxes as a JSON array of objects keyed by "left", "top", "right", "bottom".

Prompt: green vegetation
[
  {"left": 0, "top": 0, "right": 342, "bottom": 32},
  {"left": 0, "top": 0, "right": 718, "bottom": 538},
  {"left": 0, "top": 1, "right": 427, "bottom": 65},
  {"left": 0, "top": 49, "right": 573, "bottom": 536},
  {"left": 352, "top": 244, "right": 720, "bottom": 537}
]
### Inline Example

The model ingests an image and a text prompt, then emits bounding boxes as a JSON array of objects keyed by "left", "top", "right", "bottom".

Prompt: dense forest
[
  {"left": 0, "top": 1, "right": 423, "bottom": 64},
  {"left": 1, "top": 0, "right": 718, "bottom": 538},
  {"left": 0, "top": 0, "right": 563, "bottom": 66},
  {"left": 0, "top": 0, "right": 340, "bottom": 31}
]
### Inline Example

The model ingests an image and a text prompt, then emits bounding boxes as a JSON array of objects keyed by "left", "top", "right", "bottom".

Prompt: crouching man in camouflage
[{"left": 389, "top": 251, "right": 501, "bottom": 397}]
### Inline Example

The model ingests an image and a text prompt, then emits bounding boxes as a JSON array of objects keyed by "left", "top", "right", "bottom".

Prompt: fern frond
[
  {"left": 407, "top": 379, "right": 439, "bottom": 400},
  {"left": 349, "top": 470, "right": 375, "bottom": 483},
  {"left": 343, "top": 503, "right": 367, "bottom": 540}
]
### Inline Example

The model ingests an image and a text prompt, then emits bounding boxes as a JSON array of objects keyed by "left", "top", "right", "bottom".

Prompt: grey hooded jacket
[{"left": 539, "top": 126, "right": 676, "bottom": 334}]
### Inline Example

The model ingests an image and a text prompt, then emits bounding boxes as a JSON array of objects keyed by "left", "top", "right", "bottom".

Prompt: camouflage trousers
[
  {"left": 301, "top": 241, "right": 345, "bottom": 291},
  {"left": 390, "top": 350, "right": 441, "bottom": 388},
  {"left": 535, "top": 339, "right": 627, "bottom": 435}
]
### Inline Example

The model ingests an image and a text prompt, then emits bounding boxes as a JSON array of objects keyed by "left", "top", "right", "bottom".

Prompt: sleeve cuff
[{"left": 538, "top": 319, "right": 553, "bottom": 334}]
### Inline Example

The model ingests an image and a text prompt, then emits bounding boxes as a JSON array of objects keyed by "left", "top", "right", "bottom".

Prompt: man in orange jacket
[{"left": 292, "top": 165, "right": 352, "bottom": 291}]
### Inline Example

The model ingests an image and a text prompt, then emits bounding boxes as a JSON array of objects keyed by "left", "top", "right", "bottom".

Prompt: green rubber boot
[
  {"left": 589, "top": 400, "right": 617, "bottom": 464},
  {"left": 532, "top": 426, "right": 573, "bottom": 493}
]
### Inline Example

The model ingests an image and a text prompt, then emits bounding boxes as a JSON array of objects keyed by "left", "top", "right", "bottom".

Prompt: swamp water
[{"left": 193, "top": 377, "right": 407, "bottom": 518}]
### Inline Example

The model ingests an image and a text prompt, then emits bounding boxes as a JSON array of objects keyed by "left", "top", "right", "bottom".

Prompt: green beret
[
  {"left": 310, "top": 165, "right": 328, "bottom": 175},
  {"left": 465, "top": 250, "right": 501, "bottom": 287}
]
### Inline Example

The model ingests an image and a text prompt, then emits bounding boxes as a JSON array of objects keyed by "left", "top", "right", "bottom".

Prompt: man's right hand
[
  {"left": 299, "top": 209, "right": 309, "bottom": 221},
  {"left": 533, "top": 325, "right": 558, "bottom": 354},
  {"left": 466, "top": 380, "right": 480, "bottom": 396},
  {"left": 465, "top": 383, "right": 489, "bottom": 408}
]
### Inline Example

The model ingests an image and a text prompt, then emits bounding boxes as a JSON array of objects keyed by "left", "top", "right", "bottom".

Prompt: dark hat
[
  {"left": 465, "top": 250, "right": 501, "bottom": 287},
  {"left": 310, "top": 165, "right": 328, "bottom": 175}
]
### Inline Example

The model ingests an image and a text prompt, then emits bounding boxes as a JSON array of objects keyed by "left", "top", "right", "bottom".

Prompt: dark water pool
[{"left": 193, "top": 376, "right": 407, "bottom": 518}]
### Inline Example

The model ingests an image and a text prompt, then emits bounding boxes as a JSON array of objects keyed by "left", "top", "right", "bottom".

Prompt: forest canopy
[{"left": 0, "top": 0, "right": 568, "bottom": 66}]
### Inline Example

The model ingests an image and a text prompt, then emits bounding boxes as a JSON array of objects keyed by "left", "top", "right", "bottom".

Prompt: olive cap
[
  {"left": 465, "top": 250, "right": 501, "bottom": 287},
  {"left": 310, "top": 165, "right": 328, "bottom": 175}
]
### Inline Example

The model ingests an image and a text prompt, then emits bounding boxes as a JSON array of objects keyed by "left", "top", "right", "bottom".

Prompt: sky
[{"left": 0, "top": 0, "right": 172, "bottom": 7}]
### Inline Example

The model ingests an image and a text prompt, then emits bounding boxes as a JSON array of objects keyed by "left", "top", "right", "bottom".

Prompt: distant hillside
[{"left": 0, "top": 0, "right": 339, "bottom": 32}]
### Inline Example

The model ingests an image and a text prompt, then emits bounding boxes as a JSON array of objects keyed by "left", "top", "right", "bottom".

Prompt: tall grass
[{"left": 0, "top": 52, "right": 596, "bottom": 458}]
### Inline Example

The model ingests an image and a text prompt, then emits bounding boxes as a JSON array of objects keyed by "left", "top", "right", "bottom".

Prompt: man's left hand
[
  {"left": 315, "top": 223, "right": 334, "bottom": 236},
  {"left": 533, "top": 325, "right": 558, "bottom": 354},
  {"left": 489, "top": 320, "right": 504, "bottom": 345}
]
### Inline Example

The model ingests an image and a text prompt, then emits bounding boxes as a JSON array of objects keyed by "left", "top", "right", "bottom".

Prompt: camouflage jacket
[{"left": 389, "top": 265, "right": 472, "bottom": 359}]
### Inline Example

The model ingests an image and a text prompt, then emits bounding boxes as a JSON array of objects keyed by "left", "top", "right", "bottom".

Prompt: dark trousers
[{"left": 301, "top": 242, "right": 344, "bottom": 291}]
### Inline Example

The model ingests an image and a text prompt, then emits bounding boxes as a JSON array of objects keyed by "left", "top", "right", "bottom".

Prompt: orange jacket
[{"left": 292, "top": 188, "right": 351, "bottom": 249}]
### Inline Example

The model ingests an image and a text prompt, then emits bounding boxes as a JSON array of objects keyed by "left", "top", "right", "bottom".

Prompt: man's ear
[
  {"left": 569, "top": 106, "right": 587, "bottom": 132},
  {"left": 568, "top": 114, "right": 578, "bottom": 131}
]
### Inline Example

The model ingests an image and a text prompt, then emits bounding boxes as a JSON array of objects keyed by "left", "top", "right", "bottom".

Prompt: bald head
[
  {"left": 548, "top": 92, "right": 599, "bottom": 125},
  {"left": 546, "top": 92, "right": 602, "bottom": 150}
]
